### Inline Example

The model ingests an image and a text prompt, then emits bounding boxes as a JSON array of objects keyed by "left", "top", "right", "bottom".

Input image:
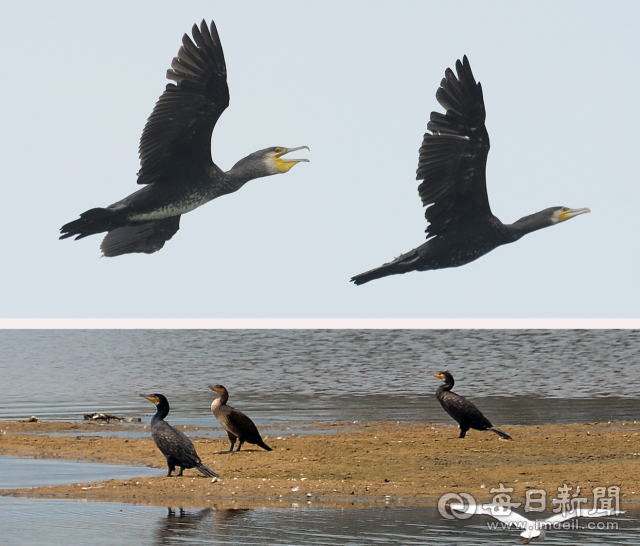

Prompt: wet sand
[{"left": 1, "top": 420, "right": 638, "bottom": 508}]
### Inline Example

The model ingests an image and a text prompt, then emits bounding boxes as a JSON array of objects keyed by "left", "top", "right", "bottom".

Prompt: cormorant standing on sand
[
  {"left": 141, "top": 393, "right": 219, "bottom": 477},
  {"left": 433, "top": 371, "right": 512, "bottom": 439},
  {"left": 208, "top": 384, "right": 272, "bottom": 452}
]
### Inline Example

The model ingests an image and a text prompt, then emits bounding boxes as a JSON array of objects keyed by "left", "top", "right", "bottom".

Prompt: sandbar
[{"left": 0, "top": 420, "right": 638, "bottom": 509}]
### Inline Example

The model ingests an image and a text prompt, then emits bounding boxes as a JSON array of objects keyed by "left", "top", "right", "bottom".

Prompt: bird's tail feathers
[
  {"left": 351, "top": 248, "right": 426, "bottom": 285},
  {"left": 351, "top": 263, "right": 398, "bottom": 285},
  {"left": 197, "top": 464, "right": 220, "bottom": 478},
  {"left": 59, "top": 207, "right": 117, "bottom": 240},
  {"left": 489, "top": 427, "right": 512, "bottom": 440}
]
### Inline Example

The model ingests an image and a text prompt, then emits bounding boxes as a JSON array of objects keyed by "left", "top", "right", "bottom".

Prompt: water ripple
[{"left": 1, "top": 330, "right": 638, "bottom": 426}]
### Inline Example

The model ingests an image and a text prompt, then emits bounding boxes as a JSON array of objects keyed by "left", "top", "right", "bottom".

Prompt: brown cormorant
[
  {"left": 60, "top": 20, "right": 308, "bottom": 257},
  {"left": 140, "top": 393, "right": 219, "bottom": 477},
  {"left": 351, "top": 56, "right": 589, "bottom": 285},
  {"left": 433, "top": 371, "right": 512, "bottom": 439},
  {"left": 208, "top": 384, "right": 272, "bottom": 452}
]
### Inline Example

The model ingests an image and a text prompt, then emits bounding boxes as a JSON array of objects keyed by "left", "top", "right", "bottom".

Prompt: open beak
[
  {"left": 275, "top": 146, "right": 310, "bottom": 173},
  {"left": 559, "top": 207, "right": 590, "bottom": 222}
]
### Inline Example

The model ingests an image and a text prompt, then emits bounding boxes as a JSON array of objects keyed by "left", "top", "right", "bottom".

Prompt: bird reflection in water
[{"left": 153, "top": 507, "right": 251, "bottom": 545}]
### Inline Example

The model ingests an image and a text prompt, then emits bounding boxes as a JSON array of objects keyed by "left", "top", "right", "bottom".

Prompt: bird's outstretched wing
[
  {"left": 137, "top": 20, "right": 229, "bottom": 186},
  {"left": 100, "top": 216, "right": 180, "bottom": 256},
  {"left": 416, "top": 56, "right": 492, "bottom": 238}
]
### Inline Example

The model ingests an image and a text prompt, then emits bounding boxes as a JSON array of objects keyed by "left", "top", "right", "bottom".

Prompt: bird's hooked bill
[
  {"left": 274, "top": 146, "right": 310, "bottom": 173},
  {"left": 276, "top": 146, "right": 310, "bottom": 163},
  {"left": 559, "top": 207, "right": 590, "bottom": 222}
]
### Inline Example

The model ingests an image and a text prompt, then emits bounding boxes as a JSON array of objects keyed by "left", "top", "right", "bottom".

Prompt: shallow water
[
  {"left": 0, "top": 455, "right": 159, "bottom": 489},
  {"left": 1, "top": 330, "right": 639, "bottom": 427},
  {"left": 0, "top": 498, "right": 637, "bottom": 545},
  {"left": 1, "top": 330, "right": 639, "bottom": 544}
]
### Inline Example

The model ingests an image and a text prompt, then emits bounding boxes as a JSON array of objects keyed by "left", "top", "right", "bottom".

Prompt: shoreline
[{"left": 1, "top": 420, "right": 638, "bottom": 509}]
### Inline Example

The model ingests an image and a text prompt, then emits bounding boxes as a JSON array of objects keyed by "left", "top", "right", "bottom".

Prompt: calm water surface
[
  {"left": 1, "top": 330, "right": 638, "bottom": 426},
  {"left": 0, "top": 456, "right": 159, "bottom": 489},
  {"left": 1, "top": 498, "right": 637, "bottom": 545}
]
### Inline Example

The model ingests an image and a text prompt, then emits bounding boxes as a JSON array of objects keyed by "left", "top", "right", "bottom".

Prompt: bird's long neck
[
  {"left": 152, "top": 401, "right": 170, "bottom": 424},
  {"left": 217, "top": 390, "right": 229, "bottom": 405},
  {"left": 507, "top": 210, "right": 554, "bottom": 241},
  {"left": 437, "top": 377, "right": 455, "bottom": 394},
  {"left": 222, "top": 153, "right": 277, "bottom": 191}
]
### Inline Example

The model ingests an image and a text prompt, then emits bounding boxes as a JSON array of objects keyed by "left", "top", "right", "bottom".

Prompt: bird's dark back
[
  {"left": 151, "top": 420, "right": 201, "bottom": 465},
  {"left": 436, "top": 389, "right": 492, "bottom": 428},
  {"left": 230, "top": 408, "right": 262, "bottom": 441}
]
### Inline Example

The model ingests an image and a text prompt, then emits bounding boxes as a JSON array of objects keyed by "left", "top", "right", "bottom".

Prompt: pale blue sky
[{"left": 2, "top": 1, "right": 638, "bottom": 318}]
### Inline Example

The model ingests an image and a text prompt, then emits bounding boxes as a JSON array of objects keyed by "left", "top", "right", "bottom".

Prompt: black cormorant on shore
[
  {"left": 351, "top": 56, "right": 589, "bottom": 285},
  {"left": 208, "top": 384, "right": 272, "bottom": 452},
  {"left": 140, "top": 393, "right": 219, "bottom": 477},
  {"left": 60, "top": 20, "right": 308, "bottom": 257},
  {"left": 433, "top": 371, "right": 512, "bottom": 440}
]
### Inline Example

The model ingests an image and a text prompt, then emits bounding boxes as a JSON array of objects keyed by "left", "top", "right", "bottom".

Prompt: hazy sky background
[{"left": 2, "top": 1, "right": 638, "bottom": 318}]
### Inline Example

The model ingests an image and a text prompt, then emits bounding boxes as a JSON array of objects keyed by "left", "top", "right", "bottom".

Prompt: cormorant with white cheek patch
[
  {"left": 351, "top": 56, "right": 588, "bottom": 284},
  {"left": 60, "top": 20, "right": 308, "bottom": 257}
]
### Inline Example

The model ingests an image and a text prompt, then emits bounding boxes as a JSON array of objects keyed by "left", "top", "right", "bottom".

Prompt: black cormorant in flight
[
  {"left": 351, "top": 56, "right": 589, "bottom": 285},
  {"left": 208, "top": 384, "right": 272, "bottom": 452},
  {"left": 140, "top": 393, "right": 219, "bottom": 477},
  {"left": 433, "top": 371, "right": 512, "bottom": 440},
  {"left": 60, "top": 20, "right": 308, "bottom": 257}
]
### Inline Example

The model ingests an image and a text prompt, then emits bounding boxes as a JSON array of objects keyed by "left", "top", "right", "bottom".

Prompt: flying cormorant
[
  {"left": 351, "top": 56, "right": 589, "bottom": 285},
  {"left": 433, "top": 371, "right": 512, "bottom": 439},
  {"left": 208, "top": 384, "right": 272, "bottom": 452},
  {"left": 60, "top": 20, "right": 308, "bottom": 257},
  {"left": 140, "top": 393, "right": 219, "bottom": 477}
]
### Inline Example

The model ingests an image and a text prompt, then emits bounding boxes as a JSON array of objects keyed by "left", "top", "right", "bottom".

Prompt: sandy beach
[{"left": 1, "top": 420, "right": 638, "bottom": 509}]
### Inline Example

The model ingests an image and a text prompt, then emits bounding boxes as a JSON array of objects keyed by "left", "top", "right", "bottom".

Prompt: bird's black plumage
[
  {"left": 141, "top": 393, "right": 219, "bottom": 477},
  {"left": 351, "top": 56, "right": 589, "bottom": 285},
  {"left": 60, "top": 20, "right": 308, "bottom": 257},
  {"left": 208, "top": 385, "right": 272, "bottom": 452},
  {"left": 434, "top": 371, "right": 512, "bottom": 440}
]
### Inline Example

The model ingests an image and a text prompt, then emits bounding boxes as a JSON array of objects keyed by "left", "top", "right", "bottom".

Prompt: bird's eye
[{"left": 275, "top": 147, "right": 284, "bottom": 153}]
